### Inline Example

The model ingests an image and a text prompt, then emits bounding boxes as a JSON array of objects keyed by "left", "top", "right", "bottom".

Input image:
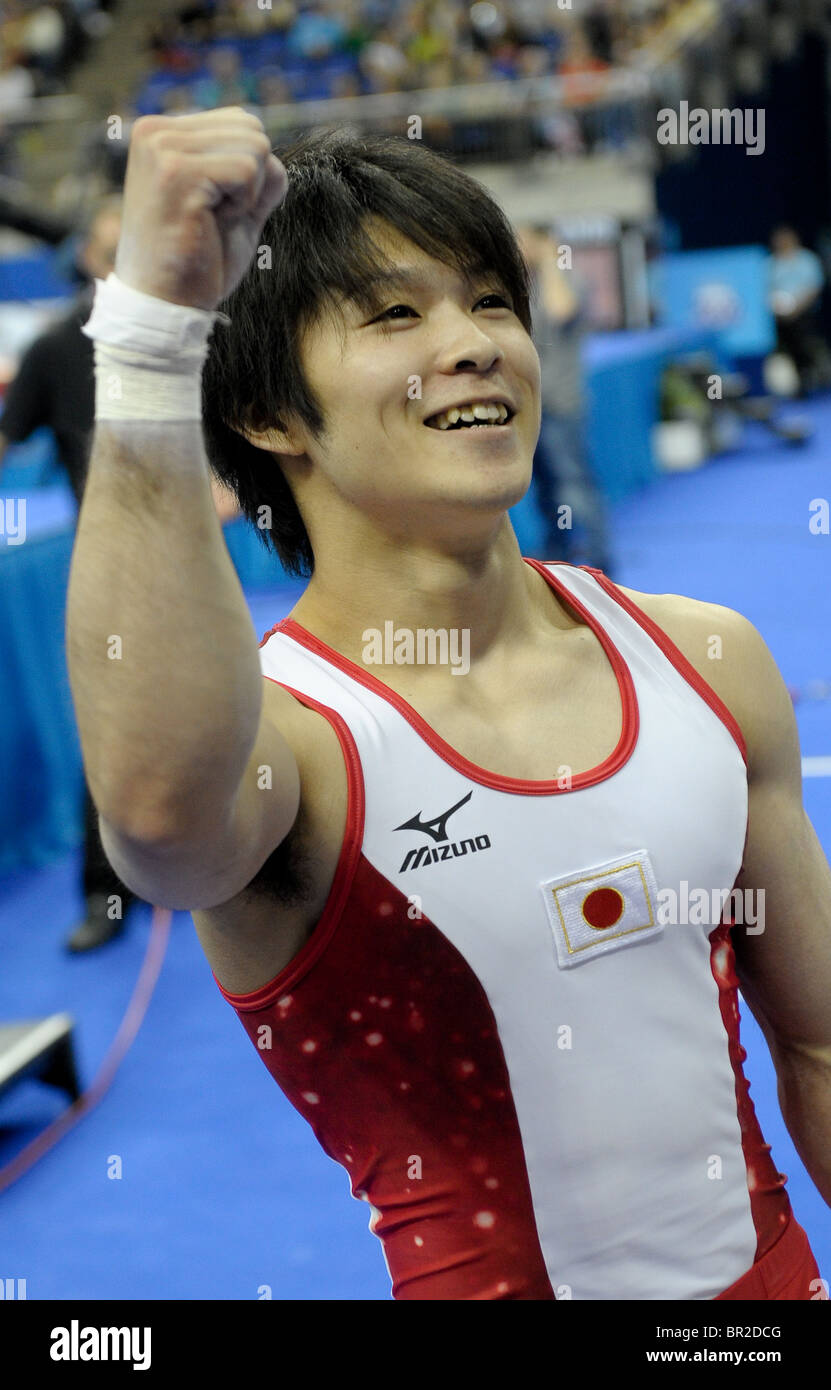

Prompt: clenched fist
[{"left": 114, "top": 106, "right": 288, "bottom": 311}]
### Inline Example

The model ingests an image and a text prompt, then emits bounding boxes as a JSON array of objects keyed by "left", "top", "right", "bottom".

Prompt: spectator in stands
[
  {"left": 558, "top": 21, "right": 611, "bottom": 93},
  {"left": 1, "top": 0, "right": 91, "bottom": 97},
  {"left": 256, "top": 70, "right": 293, "bottom": 107},
  {"left": 518, "top": 223, "right": 614, "bottom": 576},
  {"left": 0, "top": 194, "right": 240, "bottom": 951},
  {"left": 286, "top": 1, "right": 347, "bottom": 61},
  {"left": 768, "top": 225, "right": 831, "bottom": 395},
  {"left": 359, "top": 27, "right": 410, "bottom": 93},
  {"left": 341, "top": 0, "right": 375, "bottom": 59},
  {"left": 18, "top": 5, "right": 67, "bottom": 86},
  {"left": 468, "top": 0, "right": 507, "bottom": 49},
  {"left": 146, "top": 16, "right": 199, "bottom": 75},
  {"left": 404, "top": 0, "right": 455, "bottom": 73},
  {"left": 193, "top": 45, "right": 258, "bottom": 110},
  {"left": 558, "top": 21, "right": 613, "bottom": 151}
]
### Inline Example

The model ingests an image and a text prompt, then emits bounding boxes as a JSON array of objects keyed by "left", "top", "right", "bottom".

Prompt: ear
[{"left": 240, "top": 423, "right": 306, "bottom": 457}]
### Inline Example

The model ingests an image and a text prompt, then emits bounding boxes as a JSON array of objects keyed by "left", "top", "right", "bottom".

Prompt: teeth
[{"left": 430, "top": 402, "right": 510, "bottom": 430}]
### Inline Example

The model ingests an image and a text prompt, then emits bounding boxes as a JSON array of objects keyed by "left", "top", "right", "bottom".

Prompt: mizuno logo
[
  {"left": 393, "top": 790, "right": 493, "bottom": 873},
  {"left": 394, "top": 790, "right": 473, "bottom": 843}
]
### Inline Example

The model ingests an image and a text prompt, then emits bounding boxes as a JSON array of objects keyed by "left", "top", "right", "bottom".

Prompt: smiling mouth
[{"left": 424, "top": 407, "right": 516, "bottom": 431}]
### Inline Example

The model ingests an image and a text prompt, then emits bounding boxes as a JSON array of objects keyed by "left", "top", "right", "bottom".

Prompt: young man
[{"left": 67, "top": 108, "right": 831, "bottom": 1300}]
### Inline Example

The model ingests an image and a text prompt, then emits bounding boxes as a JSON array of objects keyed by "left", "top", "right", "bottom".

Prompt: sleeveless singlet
[{"left": 213, "top": 560, "right": 811, "bottom": 1300}]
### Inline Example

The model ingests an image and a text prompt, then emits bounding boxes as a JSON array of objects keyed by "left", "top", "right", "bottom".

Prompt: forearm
[
  {"left": 774, "top": 1042, "right": 831, "bottom": 1207},
  {"left": 67, "top": 419, "right": 262, "bottom": 839}
]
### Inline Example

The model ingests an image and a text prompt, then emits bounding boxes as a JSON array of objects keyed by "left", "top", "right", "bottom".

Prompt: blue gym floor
[{"left": 1, "top": 402, "right": 829, "bottom": 1299}]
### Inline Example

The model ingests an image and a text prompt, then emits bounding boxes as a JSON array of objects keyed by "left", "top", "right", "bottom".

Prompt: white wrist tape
[{"left": 81, "top": 273, "right": 228, "bottom": 422}]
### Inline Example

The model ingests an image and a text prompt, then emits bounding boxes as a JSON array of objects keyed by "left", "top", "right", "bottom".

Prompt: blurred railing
[
  {"left": 254, "top": 65, "right": 658, "bottom": 159},
  {"left": 0, "top": 94, "right": 86, "bottom": 126},
  {"left": 252, "top": 66, "right": 657, "bottom": 164}
]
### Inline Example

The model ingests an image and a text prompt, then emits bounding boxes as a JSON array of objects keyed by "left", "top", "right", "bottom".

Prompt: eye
[
  {"left": 373, "top": 293, "right": 511, "bottom": 322},
  {"left": 376, "top": 304, "right": 417, "bottom": 320}
]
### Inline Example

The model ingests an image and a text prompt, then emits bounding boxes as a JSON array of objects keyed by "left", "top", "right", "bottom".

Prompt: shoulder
[
  {"left": 610, "top": 581, "right": 751, "bottom": 698},
  {"left": 608, "top": 581, "right": 793, "bottom": 782},
  {"left": 611, "top": 581, "right": 744, "bottom": 646}
]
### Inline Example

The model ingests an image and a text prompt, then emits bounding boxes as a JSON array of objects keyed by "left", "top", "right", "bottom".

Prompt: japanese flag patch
[{"left": 540, "top": 849, "right": 663, "bottom": 969}]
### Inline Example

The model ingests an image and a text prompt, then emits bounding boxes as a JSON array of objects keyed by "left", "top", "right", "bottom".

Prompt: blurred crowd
[
  {"left": 0, "top": 0, "right": 811, "bottom": 223},
  {"left": 0, "top": 0, "right": 115, "bottom": 110},
  {"left": 136, "top": 0, "right": 718, "bottom": 115}
]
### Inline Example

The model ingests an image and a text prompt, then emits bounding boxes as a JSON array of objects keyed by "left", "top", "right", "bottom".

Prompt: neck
[{"left": 287, "top": 524, "right": 577, "bottom": 683}]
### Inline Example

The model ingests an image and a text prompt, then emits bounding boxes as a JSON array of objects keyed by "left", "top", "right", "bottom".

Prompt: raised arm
[{"left": 66, "top": 108, "right": 298, "bottom": 910}]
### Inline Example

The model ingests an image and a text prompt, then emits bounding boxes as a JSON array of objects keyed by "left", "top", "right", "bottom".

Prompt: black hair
[{"left": 201, "top": 126, "right": 533, "bottom": 578}]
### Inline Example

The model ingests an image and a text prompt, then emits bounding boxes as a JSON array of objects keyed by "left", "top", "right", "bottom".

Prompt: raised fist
[{"left": 114, "top": 106, "right": 288, "bottom": 311}]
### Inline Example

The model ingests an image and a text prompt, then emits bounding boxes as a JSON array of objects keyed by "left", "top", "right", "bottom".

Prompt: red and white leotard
[{"left": 213, "top": 560, "right": 818, "bottom": 1300}]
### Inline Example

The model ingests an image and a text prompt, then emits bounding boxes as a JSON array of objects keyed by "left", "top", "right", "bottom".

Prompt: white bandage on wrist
[{"left": 81, "top": 272, "right": 227, "bottom": 422}]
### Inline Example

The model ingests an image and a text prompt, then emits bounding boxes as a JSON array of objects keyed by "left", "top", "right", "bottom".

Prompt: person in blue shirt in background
[{"left": 768, "top": 225, "right": 831, "bottom": 395}]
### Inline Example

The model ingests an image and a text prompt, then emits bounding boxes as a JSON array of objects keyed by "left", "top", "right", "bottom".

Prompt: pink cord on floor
[{"left": 0, "top": 905, "right": 172, "bottom": 1195}]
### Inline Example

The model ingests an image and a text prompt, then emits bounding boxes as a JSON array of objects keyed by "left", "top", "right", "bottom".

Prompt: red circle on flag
[{"left": 582, "top": 886, "right": 624, "bottom": 930}]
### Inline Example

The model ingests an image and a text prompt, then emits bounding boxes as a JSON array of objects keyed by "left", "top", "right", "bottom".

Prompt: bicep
[
  {"left": 730, "top": 616, "right": 831, "bottom": 1054},
  {"left": 98, "top": 698, "right": 301, "bottom": 911},
  {"left": 733, "top": 794, "right": 831, "bottom": 1053}
]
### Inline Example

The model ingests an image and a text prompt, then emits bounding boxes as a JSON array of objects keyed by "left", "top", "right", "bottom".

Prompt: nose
[{"left": 432, "top": 305, "right": 505, "bottom": 375}]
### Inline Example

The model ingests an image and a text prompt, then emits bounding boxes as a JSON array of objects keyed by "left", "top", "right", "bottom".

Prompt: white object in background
[
  {"left": 0, "top": 300, "right": 67, "bottom": 363},
  {"left": 652, "top": 420, "right": 706, "bottom": 472},
  {"left": 763, "top": 352, "right": 800, "bottom": 397}
]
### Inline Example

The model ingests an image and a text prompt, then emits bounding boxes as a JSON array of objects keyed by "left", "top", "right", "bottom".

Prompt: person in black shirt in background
[
  {"left": 0, "top": 193, "right": 240, "bottom": 950},
  {"left": 0, "top": 195, "right": 123, "bottom": 505}
]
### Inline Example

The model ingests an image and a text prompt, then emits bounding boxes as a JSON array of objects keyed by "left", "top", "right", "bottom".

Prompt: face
[{"left": 280, "top": 220, "right": 541, "bottom": 549}]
